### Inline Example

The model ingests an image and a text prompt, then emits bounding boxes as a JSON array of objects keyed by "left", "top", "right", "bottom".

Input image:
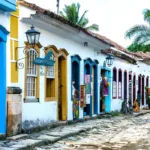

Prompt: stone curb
[
  {"left": 7, "top": 114, "right": 112, "bottom": 150},
  {"left": 22, "top": 114, "right": 109, "bottom": 134},
  {"left": 134, "top": 111, "right": 150, "bottom": 117},
  {"left": 17, "top": 124, "right": 101, "bottom": 150}
]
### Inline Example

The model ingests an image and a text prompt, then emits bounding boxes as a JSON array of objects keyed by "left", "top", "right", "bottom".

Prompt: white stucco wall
[
  {"left": 18, "top": 6, "right": 150, "bottom": 127},
  {"left": 110, "top": 58, "right": 150, "bottom": 111}
]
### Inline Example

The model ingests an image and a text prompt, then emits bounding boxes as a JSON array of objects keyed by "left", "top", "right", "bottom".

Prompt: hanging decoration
[
  {"left": 101, "top": 77, "right": 110, "bottom": 96},
  {"left": 80, "top": 85, "right": 86, "bottom": 107},
  {"left": 73, "top": 90, "right": 79, "bottom": 119}
]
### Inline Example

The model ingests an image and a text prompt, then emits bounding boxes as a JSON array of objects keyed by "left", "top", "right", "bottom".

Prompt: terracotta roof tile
[
  {"left": 19, "top": 0, "right": 150, "bottom": 62},
  {"left": 19, "top": 0, "right": 113, "bottom": 46}
]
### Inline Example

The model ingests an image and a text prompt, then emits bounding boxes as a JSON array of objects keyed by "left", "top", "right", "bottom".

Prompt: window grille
[{"left": 26, "top": 49, "right": 37, "bottom": 98}]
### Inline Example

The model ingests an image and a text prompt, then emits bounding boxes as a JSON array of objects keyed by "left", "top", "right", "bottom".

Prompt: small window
[
  {"left": 46, "top": 78, "right": 55, "bottom": 97},
  {"left": 118, "top": 69, "right": 122, "bottom": 98},
  {"left": 113, "top": 67, "right": 117, "bottom": 98},
  {"left": 45, "top": 51, "right": 56, "bottom": 99},
  {"left": 46, "top": 66, "right": 55, "bottom": 78}
]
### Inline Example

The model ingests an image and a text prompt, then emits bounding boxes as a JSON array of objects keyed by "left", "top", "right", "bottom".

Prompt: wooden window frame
[
  {"left": 44, "top": 48, "right": 58, "bottom": 102},
  {"left": 24, "top": 45, "right": 40, "bottom": 103}
]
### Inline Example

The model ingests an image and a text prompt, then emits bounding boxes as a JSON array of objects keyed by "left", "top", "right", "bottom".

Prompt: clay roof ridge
[
  {"left": 19, "top": 0, "right": 114, "bottom": 46},
  {"left": 19, "top": 0, "right": 150, "bottom": 61}
]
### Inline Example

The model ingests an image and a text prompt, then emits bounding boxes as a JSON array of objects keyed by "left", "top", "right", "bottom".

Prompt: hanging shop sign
[
  {"left": 33, "top": 51, "right": 55, "bottom": 66},
  {"left": 80, "top": 85, "right": 86, "bottom": 107},
  {"left": 84, "top": 75, "right": 91, "bottom": 94}
]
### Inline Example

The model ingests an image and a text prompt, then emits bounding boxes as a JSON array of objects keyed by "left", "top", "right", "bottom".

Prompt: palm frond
[
  {"left": 85, "top": 24, "right": 99, "bottom": 31},
  {"left": 143, "top": 9, "right": 150, "bottom": 24},
  {"left": 78, "top": 10, "right": 88, "bottom": 25},
  {"left": 59, "top": 11, "right": 67, "bottom": 19},
  {"left": 133, "top": 32, "right": 150, "bottom": 44},
  {"left": 125, "top": 25, "right": 149, "bottom": 39},
  {"left": 78, "top": 18, "right": 89, "bottom": 27},
  {"left": 60, "top": 2, "right": 99, "bottom": 31}
]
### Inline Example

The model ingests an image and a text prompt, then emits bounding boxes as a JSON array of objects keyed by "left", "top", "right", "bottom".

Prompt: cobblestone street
[
  {"left": 35, "top": 113, "right": 150, "bottom": 150},
  {"left": 1, "top": 112, "right": 150, "bottom": 150}
]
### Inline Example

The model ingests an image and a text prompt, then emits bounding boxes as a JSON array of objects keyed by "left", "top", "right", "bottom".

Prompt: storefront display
[
  {"left": 73, "top": 90, "right": 79, "bottom": 119},
  {"left": 101, "top": 77, "right": 109, "bottom": 96}
]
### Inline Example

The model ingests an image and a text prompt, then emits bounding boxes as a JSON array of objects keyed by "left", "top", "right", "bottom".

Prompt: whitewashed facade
[{"left": 17, "top": 3, "right": 149, "bottom": 129}]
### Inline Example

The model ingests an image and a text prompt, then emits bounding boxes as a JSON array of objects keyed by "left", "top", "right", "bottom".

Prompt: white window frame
[{"left": 26, "top": 49, "right": 38, "bottom": 99}]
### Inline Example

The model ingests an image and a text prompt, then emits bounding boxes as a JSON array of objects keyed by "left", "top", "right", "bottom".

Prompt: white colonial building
[{"left": 7, "top": 0, "right": 149, "bottom": 130}]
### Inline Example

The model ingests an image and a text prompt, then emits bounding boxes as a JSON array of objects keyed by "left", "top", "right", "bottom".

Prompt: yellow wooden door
[{"left": 58, "top": 56, "right": 67, "bottom": 121}]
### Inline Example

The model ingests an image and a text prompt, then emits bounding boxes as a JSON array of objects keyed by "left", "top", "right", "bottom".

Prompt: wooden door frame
[{"left": 57, "top": 49, "right": 68, "bottom": 121}]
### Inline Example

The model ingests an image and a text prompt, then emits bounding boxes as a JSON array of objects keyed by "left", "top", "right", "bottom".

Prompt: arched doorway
[
  {"left": 124, "top": 71, "right": 127, "bottom": 100},
  {"left": 71, "top": 55, "right": 81, "bottom": 120},
  {"left": 142, "top": 75, "right": 145, "bottom": 105},
  {"left": 58, "top": 49, "right": 68, "bottom": 121},
  {"left": 84, "top": 58, "right": 93, "bottom": 116},
  {"left": 133, "top": 74, "right": 136, "bottom": 103}
]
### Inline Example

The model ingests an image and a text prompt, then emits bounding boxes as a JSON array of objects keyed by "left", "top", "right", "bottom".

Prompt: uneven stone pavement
[
  {"left": 34, "top": 114, "right": 150, "bottom": 150},
  {"left": 0, "top": 111, "right": 150, "bottom": 150}
]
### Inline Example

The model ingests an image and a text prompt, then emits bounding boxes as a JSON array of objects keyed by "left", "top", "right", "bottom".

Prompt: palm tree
[
  {"left": 127, "top": 43, "right": 150, "bottom": 52},
  {"left": 59, "top": 3, "right": 99, "bottom": 31},
  {"left": 125, "top": 9, "right": 150, "bottom": 50}
]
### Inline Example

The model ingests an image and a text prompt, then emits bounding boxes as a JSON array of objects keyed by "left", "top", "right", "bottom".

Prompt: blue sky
[{"left": 26, "top": 0, "right": 149, "bottom": 47}]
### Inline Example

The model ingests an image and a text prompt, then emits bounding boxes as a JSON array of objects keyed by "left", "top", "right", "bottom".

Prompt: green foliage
[
  {"left": 125, "top": 9, "right": 150, "bottom": 51},
  {"left": 59, "top": 3, "right": 99, "bottom": 31},
  {"left": 109, "top": 110, "right": 120, "bottom": 117},
  {"left": 127, "top": 43, "right": 150, "bottom": 52}
]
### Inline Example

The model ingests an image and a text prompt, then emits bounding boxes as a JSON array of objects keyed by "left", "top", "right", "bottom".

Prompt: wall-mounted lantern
[
  {"left": 16, "top": 25, "right": 41, "bottom": 70},
  {"left": 25, "top": 25, "right": 40, "bottom": 47},
  {"left": 105, "top": 54, "right": 114, "bottom": 67}
]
